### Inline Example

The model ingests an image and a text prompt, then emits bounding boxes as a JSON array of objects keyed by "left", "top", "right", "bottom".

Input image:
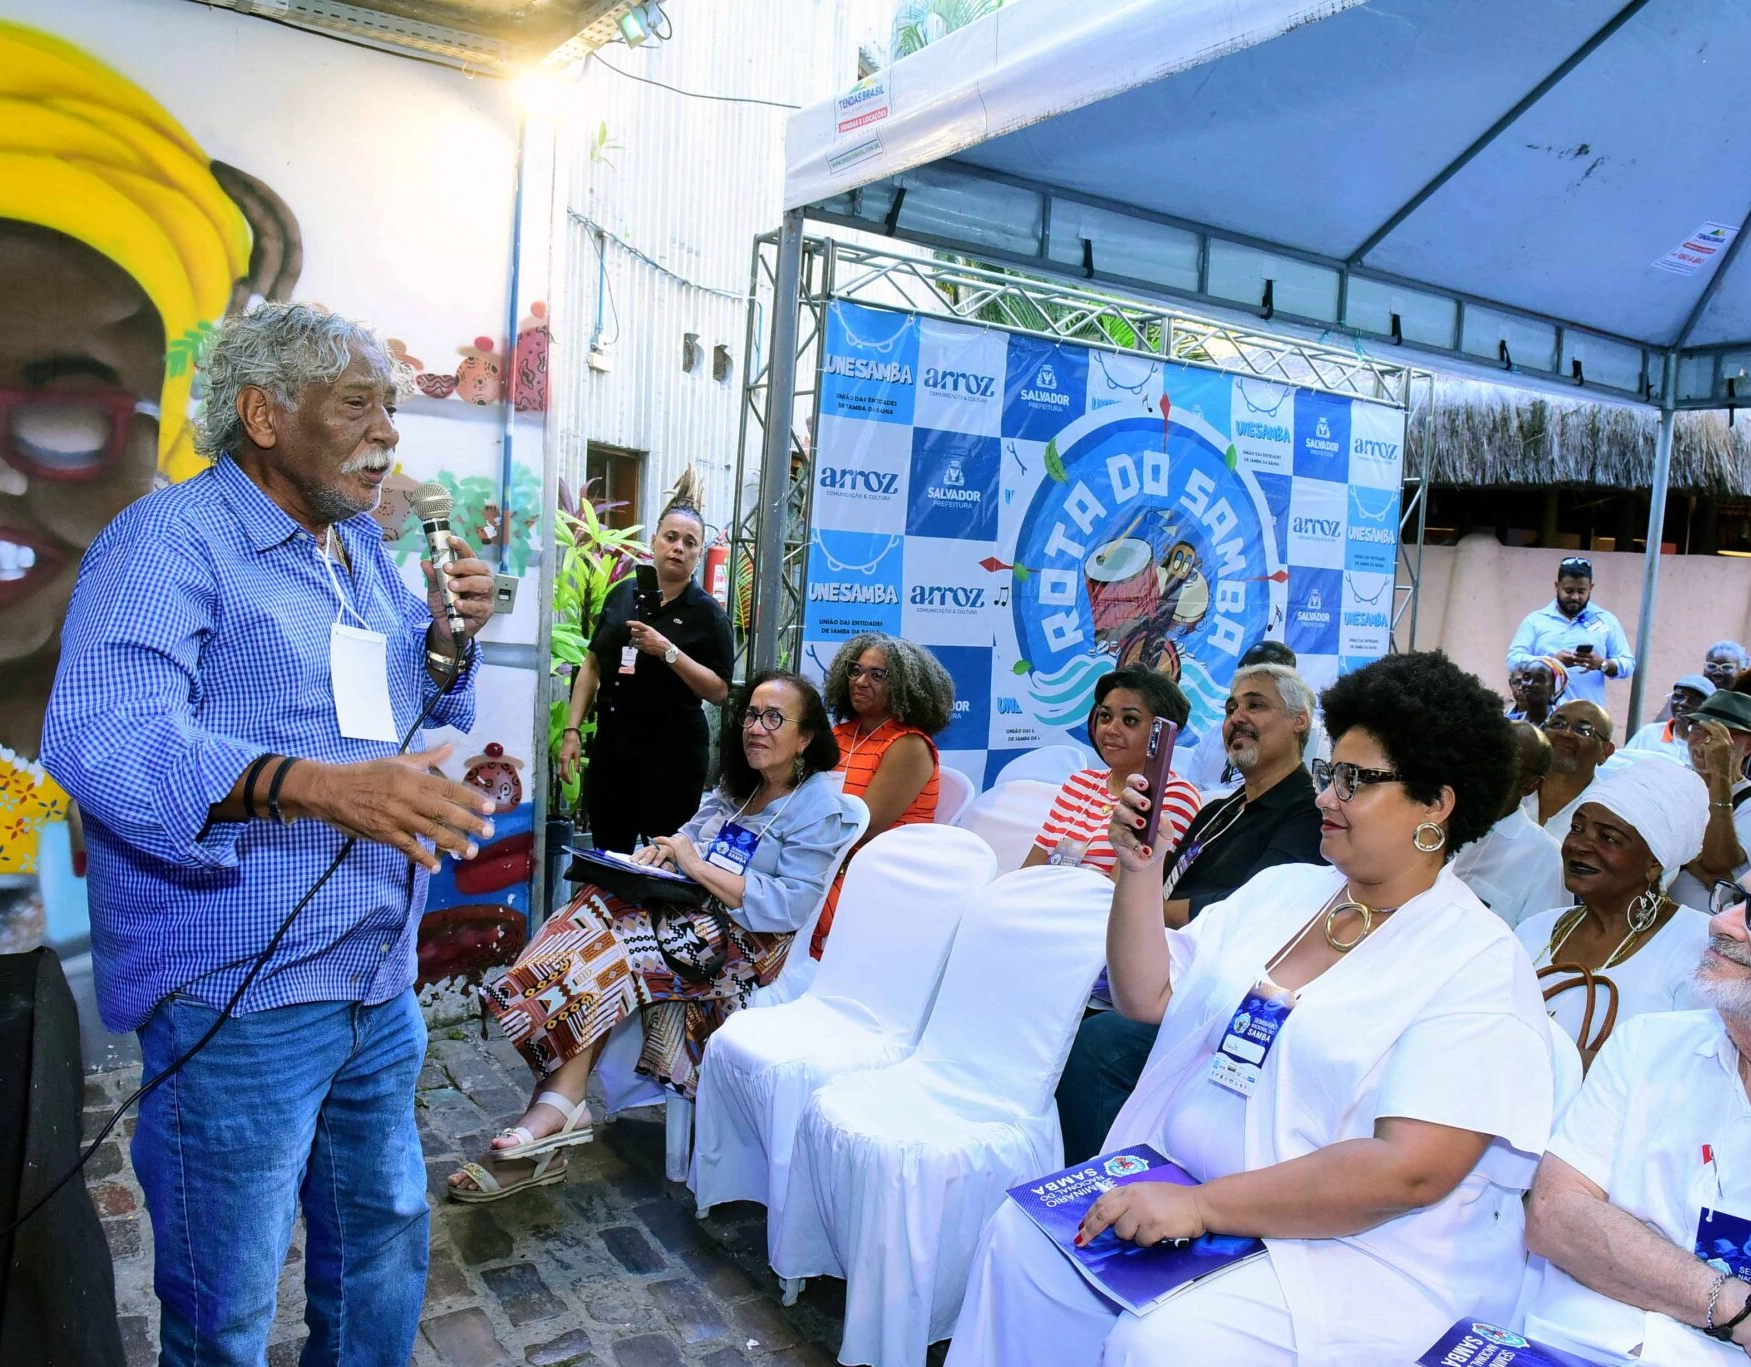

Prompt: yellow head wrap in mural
[
  {"left": 0, "top": 22, "right": 278, "bottom": 878},
  {"left": 0, "top": 19, "right": 251, "bottom": 483}
]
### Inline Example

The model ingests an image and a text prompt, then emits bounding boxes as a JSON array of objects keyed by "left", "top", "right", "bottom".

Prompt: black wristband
[
  {"left": 1707, "top": 1284, "right": 1751, "bottom": 1341},
  {"left": 266, "top": 757, "right": 299, "bottom": 826},
  {"left": 241, "top": 754, "right": 276, "bottom": 821}
]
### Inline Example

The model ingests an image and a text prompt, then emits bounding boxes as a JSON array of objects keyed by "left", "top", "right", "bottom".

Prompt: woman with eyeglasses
[
  {"left": 1515, "top": 758, "right": 1710, "bottom": 1067},
  {"left": 809, "top": 633, "right": 955, "bottom": 959},
  {"left": 449, "top": 670, "right": 855, "bottom": 1203},
  {"left": 949, "top": 653, "right": 1553, "bottom": 1366}
]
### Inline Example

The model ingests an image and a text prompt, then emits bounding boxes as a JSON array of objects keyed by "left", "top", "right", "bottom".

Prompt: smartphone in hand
[
  {"left": 634, "top": 563, "right": 660, "bottom": 616},
  {"left": 1137, "top": 718, "right": 1180, "bottom": 849}
]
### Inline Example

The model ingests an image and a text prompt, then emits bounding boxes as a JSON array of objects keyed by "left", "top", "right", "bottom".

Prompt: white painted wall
[{"left": 549, "top": 0, "right": 895, "bottom": 540}]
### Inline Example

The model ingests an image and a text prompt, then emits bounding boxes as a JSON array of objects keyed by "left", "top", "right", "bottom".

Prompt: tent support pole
[
  {"left": 752, "top": 209, "right": 805, "bottom": 673},
  {"left": 1627, "top": 351, "right": 1677, "bottom": 733}
]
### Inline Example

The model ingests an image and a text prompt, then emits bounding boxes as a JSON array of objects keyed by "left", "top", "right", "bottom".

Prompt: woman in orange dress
[{"left": 811, "top": 633, "right": 957, "bottom": 959}]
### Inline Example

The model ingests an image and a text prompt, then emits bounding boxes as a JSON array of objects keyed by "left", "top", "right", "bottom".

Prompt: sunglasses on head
[{"left": 1558, "top": 557, "right": 1593, "bottom": 578}]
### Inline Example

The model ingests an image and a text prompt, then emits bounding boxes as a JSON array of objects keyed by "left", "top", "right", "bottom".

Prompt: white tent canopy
[{"left": 769, "top": 0, "right": 1751, "bottom": 725}]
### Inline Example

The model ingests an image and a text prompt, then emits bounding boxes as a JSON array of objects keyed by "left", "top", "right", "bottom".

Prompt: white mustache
[
  {"left": 1709, "top": 935, "right": 1751, "bottom": 969},
  {"left": 340, "top": 446, "right": 393, "bottom": 475}
]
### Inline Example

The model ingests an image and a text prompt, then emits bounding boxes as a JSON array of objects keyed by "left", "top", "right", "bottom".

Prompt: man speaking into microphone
[{"left": 42, "top": 303, "right": 497, "bottom": 1366}]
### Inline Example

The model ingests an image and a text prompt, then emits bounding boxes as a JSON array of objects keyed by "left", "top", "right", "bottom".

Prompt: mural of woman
[{"left": 0, "top": 20, "right": 301, "bottom": 891}]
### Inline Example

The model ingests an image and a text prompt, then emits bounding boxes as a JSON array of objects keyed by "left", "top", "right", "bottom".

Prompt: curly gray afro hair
[{"left": 821, "top": 633, "right": 956, "bottom": 735}]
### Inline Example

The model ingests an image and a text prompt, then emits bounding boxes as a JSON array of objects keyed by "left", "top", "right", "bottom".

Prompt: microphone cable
[{"left": 0, "top": 649, "right": 469, "bottom": 1242}]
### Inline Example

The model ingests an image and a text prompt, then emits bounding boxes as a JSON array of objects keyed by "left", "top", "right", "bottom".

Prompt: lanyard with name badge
[
  {"left": 705, "top": 784, "right": 802, "bottom": 875},
  {"left": 319, "top": 528, "right": 398, "bottom": 743},
  {"left": 1050, "top": 777, "right": 1117, "bottom": 868},
  {"left": 1205, "top": 897, "right": 1335, "bottom": 1098}
]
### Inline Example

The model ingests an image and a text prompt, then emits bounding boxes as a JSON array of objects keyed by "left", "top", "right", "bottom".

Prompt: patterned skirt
[{"left": 480, "top": 883, "right": 791, "bottom": 1098}]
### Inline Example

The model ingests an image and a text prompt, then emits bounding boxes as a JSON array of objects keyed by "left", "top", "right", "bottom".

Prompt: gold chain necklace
[{"left": 1546, "top": 896, "right": 1667, "bottom": 970}]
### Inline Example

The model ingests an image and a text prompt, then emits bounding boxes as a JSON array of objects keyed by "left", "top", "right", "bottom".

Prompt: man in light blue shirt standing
[
  {"left": 43, "top": 303, "right": 500, "bottom": 1367},
  {"left": 1506, "top": 555, "right": 1634, "bottom": 707}
]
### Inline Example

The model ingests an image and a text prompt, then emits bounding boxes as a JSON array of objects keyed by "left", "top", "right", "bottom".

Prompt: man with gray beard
[
  {"left": 1054, "top": 662, "right": 1325, "bottom": 1162},
  {"left": 43, "top": 302, "right": 499, "bottom": 1365},
  {"left": 1522, "top": 900, "right": 1751, "bottom": 1362}
]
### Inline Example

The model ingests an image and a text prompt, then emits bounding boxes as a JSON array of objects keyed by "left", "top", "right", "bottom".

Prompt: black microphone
[{"left": 411, "top": 481, "right": 468, "bottom": 645}]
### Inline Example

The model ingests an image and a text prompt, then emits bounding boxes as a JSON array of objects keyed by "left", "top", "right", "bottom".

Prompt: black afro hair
[{"left": 1319, "top": 650, "right": 1516, "bottom": 853}]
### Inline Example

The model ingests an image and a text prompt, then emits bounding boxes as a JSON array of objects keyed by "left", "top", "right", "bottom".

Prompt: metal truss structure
[{"left": 728, "top": 229, "right": 1429, "bottom": 682}]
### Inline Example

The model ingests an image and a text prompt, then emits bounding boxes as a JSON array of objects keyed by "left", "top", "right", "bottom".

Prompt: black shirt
[
  {"left": 589, "top": 578, "right": 733, "bottom": 728},
  {"left": 1165, "top": 765, "right": 1327, "bottom": 919}
]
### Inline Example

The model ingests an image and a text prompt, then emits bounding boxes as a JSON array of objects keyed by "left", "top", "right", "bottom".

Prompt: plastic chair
[
  {"left": 689, "top": 825, "right": 999, "bottom": 1225},
  {"left": 953, "top": 778, "right": 1059, "bottom": 873},
  {"left": 770, "top": 863, "right": 1114, "bottom": 1366},
  {"left": 990, "top": 744, "right": 1090, "bottom": 788},
  {"left": 933, "top": 764, "right": 977, "bottom": 825}
]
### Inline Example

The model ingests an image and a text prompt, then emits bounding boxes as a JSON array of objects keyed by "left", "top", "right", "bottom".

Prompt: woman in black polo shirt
[{"left": 557, "top": 475, "right": 734, "bottom": 851}]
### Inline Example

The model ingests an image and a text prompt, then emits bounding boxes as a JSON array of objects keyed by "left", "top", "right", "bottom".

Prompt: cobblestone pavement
[{"left": 84, "top": 1021, "right": 952, "bottom": 1366}]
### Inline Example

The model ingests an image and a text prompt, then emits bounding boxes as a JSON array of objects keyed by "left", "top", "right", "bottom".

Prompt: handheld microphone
[{"left": 411, "top": 481, "right": 468, "bottom": 646}]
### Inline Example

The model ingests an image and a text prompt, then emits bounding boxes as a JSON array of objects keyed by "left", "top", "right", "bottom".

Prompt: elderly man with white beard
[
  {"left": 42, "top": 303, "right": 498, "bottom": 1366},
  {"left": 1522, "top": 898, "right": 1751, "bottom": 1362}
]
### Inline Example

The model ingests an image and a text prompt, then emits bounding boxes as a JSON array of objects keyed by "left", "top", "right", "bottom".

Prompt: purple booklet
[
  {"left": 1005, "top": 1144, "right": 1264, "bottom": 1315},
  {"left": 1417, "top": 1321, "right": 1619, "bottom": 1367}
]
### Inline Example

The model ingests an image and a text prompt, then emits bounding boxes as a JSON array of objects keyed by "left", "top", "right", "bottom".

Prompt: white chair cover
[
  {"left": 746, "top": 795, "right": 873, "bottom": 1010},
  {"left": 689, "top": 825, "right": 998, "bottom": 1222},
  {"left": 597, "top": 795, "right": 871, "bottom": 1118},
  {"left": 953, "top": 778, "right": 1059, "bottom": 873},
  {"left": 990, "top": 743, "right": 1090, "bottom": 787},
  {"left": 933, "top": 764, "right": 977, "bottom": 825},
  {"left": 772, "top": 864, "right": 1114, "bottom": 1366}
]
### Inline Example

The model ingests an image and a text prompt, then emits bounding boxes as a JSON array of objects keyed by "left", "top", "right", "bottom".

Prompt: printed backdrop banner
[{"left": 801, "top": 301, "right": 1405, "bottom": 787}]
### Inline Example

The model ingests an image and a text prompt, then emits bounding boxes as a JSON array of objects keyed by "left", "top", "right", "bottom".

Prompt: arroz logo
[
  {"left": 1291, "top": 515, "right": 1341, "bottom": 538},
  {"left": 909, "top": 584, "right": 985, "bottom": 610},
  {"left": 822, "top": 353, "right": 913, "bottom": 384},
  {"left": 923, "top": 367, "right": 997, "bottom": 398},
  {"left": 818, "top": 467, "right": 900, "bottom": 495},
  {"left": 1354, "top": 438, "right": 1399, "bottom": 461}
]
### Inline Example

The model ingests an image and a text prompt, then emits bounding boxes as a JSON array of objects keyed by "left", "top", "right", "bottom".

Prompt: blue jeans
[{"left": 134, "top": 990, "right": 430, "bottom": 1366}]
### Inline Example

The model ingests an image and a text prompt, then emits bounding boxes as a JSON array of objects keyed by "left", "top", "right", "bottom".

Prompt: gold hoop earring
[
  {"left": 1324, "top": 898, "right": 1374, "bottom": 952},
  {"left": 1412, "top": 821, "right": 1446, "bottom": 854}
]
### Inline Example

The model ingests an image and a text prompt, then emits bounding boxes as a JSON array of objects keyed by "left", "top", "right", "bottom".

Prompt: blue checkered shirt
[{"left": 42, "top": 456, "right": 477, "bottom": 1032}]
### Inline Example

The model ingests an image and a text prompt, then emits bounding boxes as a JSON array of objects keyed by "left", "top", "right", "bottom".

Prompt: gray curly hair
[
  {"left": 821, "top": 633, "right": 956, "bottom": 735},
  {"left": 193, "top": 302, "right": 410, "bottom": 459}
]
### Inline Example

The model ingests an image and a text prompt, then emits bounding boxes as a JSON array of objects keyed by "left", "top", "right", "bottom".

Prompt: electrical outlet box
[{"left": 492, "top": 574, "right": 518, "bottom": 614}]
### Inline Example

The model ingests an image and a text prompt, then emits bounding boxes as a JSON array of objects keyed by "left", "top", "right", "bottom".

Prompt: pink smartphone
[{"left": 1138, "top": 718, "right": 1179, "bottom": 849}]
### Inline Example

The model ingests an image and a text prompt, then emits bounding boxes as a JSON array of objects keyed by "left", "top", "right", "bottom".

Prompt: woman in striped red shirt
[
  {"left": 811, "top": 633, "right": 957, "bottom": 958},
  {"left": 1025, "top": 667, "right": 1201, "bottom": 879}
]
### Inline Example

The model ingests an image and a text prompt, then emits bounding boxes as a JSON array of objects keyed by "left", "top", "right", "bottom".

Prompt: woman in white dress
[
  {"left": 948, "top": 652, "right": 1554, "bottom": 1367},
  {"left": 1515, "top": 757, "right": 1709, "bottom": 1066}
]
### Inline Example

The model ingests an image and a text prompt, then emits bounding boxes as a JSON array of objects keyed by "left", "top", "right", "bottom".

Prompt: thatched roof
[{"left": 1413, "top": 379, "right": 1751, "bottom": 494}]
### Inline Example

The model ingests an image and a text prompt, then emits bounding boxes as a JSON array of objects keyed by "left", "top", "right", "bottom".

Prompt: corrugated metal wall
[{"left": 551, "top": 0, "right": 893, "bottom": 542}]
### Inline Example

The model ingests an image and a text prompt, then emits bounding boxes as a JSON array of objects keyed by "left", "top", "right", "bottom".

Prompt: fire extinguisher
[{"left": 703, "top": 537, "right": 730, "bottom": 607}]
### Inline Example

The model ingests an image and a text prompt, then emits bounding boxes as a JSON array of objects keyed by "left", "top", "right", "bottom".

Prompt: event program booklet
[
  {"left": 1417, "top": 1320, "right": 1621, "bottom": 1367},
  {"left": 1006, "top": 1144, "right": 1263, "bottom": 1315}
]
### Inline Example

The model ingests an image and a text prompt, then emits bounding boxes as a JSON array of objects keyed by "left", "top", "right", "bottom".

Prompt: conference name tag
[
  {"left": 619, "top": 645, "right": 638, "bottom": 675},
  {"left": 1207, "top": 981, "right": 1297, "bottom": 1098},
  {"left": 329, "top": 622, "right": 398, "bottom": 742},
  {"left": 705, "top": 821, "right": 760, "bottom": 875},
  {"left": 1048, "top": 834, "right": 1091, "bottom": 868},
  {"left": 1695, "top": 1206, "right": 1751, "bottom": 1280}
]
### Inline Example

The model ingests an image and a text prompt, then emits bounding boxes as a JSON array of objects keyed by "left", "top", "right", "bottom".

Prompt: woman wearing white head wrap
[{"left": 1516, "top": 758, "right": 1711, "bottom": 1066}]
